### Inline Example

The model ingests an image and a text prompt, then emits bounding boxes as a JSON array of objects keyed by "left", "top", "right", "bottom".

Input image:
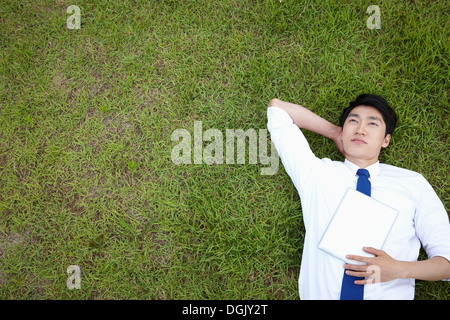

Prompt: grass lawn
[{"left": 0, "top": 0, "right": 448, "bottom": 300}]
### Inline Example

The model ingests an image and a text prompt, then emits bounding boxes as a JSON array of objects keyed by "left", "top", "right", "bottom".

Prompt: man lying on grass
[{"left": 267, "top": 94, "right": 450, "bottom": 300}]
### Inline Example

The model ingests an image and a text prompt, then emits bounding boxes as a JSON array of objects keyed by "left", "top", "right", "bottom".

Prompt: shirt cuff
[{"left": 267, "top": 107, "right": 294, "bottom": 130}]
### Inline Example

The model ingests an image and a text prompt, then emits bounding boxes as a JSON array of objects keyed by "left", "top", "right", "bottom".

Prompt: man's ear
[{"left": 382, "top": 134, "right": 391, "bottom": 148}]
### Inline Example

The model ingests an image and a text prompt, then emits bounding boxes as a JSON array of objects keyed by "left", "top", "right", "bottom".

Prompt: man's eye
[{"left": 349, "top": 119, "right": 357, "bottom": 123}]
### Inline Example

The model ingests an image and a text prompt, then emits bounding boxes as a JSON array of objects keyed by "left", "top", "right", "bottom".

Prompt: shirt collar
[{"left": 344, "top": 159, "right": 380, "bottom": 179}]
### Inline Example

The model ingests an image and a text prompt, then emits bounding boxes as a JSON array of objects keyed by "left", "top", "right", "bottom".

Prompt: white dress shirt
[{"left": 267, "top": 106, "right": 450, "bottom": 300}]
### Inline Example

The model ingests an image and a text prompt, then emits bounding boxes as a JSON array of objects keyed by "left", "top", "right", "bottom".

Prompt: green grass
[{"left": 0, "top": 0, "right": 448, "bottom": 300}]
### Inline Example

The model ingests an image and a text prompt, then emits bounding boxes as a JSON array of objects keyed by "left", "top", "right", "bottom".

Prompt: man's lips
[{"left": 351, "top": 138, "right": 367, "bottom": 144}]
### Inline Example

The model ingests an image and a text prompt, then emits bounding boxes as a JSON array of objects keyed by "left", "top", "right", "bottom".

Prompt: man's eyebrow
[
  {"left": 348, "top": 113, "right": 382, "bottom": 122},
  {"left": 368, "top": 115, "right": 382, "bottom": 122}
]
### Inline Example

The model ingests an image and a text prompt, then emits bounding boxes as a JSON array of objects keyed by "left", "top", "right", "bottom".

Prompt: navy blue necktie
[{"left": 340, "top": 168, "right": 370, "bottom": 300}]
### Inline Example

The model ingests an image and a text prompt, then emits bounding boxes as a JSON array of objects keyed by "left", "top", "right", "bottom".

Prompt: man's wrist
[{"left": 332, "top": 125, "right": 341, "bottom": 142}]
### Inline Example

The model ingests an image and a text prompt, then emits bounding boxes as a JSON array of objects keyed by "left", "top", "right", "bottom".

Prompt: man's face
[{"left": 339, "top": 105, "right": 391, "bottom": 167}]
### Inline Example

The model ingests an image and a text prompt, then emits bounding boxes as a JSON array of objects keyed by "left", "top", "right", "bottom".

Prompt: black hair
[{"left": 339, "top": 94, "right": 398, "bottom": 136}]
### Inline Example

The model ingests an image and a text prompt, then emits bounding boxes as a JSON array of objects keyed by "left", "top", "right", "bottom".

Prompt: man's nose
[{"left": 356, "top": 124, "right": 366, "bottom": 135}]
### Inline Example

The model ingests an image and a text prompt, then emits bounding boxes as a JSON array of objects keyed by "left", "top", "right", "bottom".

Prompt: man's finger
[{"left": 363, "top": 246, "right": 384, "bottom": 256}]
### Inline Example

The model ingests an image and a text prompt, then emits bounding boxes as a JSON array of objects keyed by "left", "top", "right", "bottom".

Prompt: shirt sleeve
[
  {"left": 266, "top": 106, "right": 320, "bottom": 193},
  {"left": 414, "top": 174, "right": 450, "bottom": 277}
]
